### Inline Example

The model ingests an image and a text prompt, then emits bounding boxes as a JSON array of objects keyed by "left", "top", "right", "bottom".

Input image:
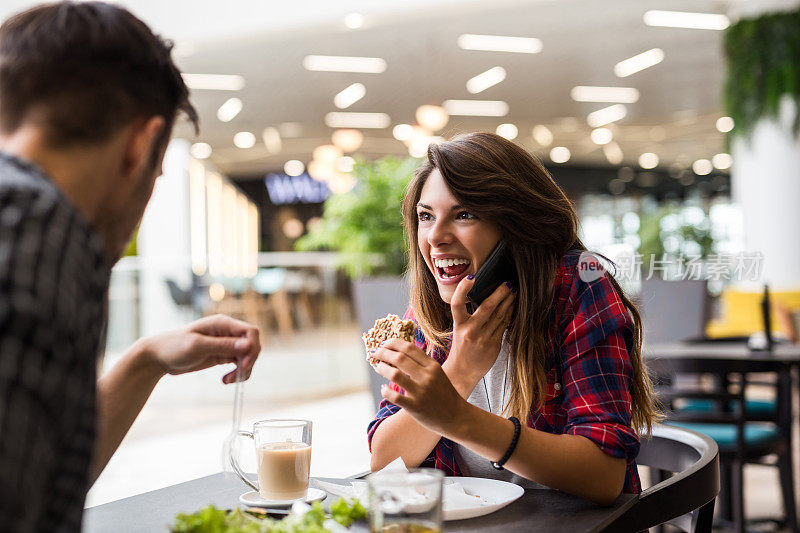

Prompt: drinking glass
[
  {"left": 229, "top": 419, "right": 312, "bottom": 501},
  {"left": 367, "top": 468, "right": 444, "bottom": 533}
]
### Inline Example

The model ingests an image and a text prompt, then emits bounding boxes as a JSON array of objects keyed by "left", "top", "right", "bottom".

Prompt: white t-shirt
[{"left": 452, "top": 336, "right": 545, "bottom": 489}]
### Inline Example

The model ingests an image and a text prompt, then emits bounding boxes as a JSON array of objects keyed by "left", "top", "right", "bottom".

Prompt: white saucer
[{"left": 239, "top": 487, "right": 326, "bottom": 508}]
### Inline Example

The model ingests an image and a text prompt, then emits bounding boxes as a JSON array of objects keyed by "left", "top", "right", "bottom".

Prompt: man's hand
[
  {"left": 92, "top": 314, "right": 260, "bottom": 481},
  {"left": 138, "top": 314, "right": 261, "bottom": 384}
]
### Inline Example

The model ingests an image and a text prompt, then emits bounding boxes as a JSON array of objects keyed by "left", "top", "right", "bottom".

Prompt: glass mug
[
  {"left": 368, "top": 468, "right": 444, "bottom": 533},
  {"left": 229, "top": 419, "right": 312, "bottom": 501}
]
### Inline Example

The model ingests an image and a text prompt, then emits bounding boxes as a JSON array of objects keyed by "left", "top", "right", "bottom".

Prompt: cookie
[{"left": 362, "top": 314, "right": 415, "bottom": 367}]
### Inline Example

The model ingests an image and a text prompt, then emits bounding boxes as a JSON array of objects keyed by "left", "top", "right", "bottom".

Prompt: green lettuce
[{"left": 170, "top": 498, "right": 366, "bottom": 533}]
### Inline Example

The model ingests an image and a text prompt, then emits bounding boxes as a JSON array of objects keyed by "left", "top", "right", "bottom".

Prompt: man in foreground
[{"left": 0, "top": 2, "right": 260, "bottom": 530}]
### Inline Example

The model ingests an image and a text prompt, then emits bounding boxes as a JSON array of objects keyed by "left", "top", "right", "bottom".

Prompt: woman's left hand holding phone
[{"left": 445, "top": 276, "right": 515, "bottom": 393}]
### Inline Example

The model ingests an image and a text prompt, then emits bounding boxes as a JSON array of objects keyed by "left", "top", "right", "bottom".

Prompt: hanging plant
[{"left": 724, "top": 9, "right": 800, "bottom": 140}]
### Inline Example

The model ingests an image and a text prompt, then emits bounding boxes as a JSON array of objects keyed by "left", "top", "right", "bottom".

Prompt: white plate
[
  {"left": 239, "top": 487, "right": 326, "bottom": 508},
  {"left": 443, "top": 477, "right": 524, "bottom": 521}
]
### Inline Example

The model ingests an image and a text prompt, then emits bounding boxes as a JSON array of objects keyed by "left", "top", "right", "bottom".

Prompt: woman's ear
[{"left": 122, "top": 116, "right": 166, "bottom": 181}]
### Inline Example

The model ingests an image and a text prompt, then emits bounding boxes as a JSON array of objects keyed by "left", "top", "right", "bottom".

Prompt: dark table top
[
  {"left": 83, "top": 473, "right": 638, "bottom": 533},
  {"left": 646, "top": 341, "right": 800, "bottom": 363}
]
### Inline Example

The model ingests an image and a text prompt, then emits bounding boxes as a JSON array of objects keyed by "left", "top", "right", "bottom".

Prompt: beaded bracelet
[{"left": 491, "top": 416, "right": 521, "bottom": 470}]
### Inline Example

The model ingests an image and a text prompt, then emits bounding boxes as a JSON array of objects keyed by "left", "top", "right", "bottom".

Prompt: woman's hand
[
  {"left": 447, "top": 278, "right": 516, "bottom": 387},
  {"left": 371, "top": 339, "right": 468, "bottom": 436}
]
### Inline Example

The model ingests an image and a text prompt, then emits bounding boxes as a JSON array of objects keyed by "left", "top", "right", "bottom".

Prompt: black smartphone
[{"left": 466, "top": 240, "right": 517, "bottom": 314}]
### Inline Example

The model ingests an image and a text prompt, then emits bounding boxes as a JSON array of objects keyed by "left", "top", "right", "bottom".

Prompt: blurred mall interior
[{"left": 2, "top": 0, "right": 798, "bottom": 528}]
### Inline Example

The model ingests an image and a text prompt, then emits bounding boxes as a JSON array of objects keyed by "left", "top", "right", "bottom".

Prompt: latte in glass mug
[
  {"left": 229, "top": 419, "right": 313, "bottom": 501},
  {"left": 256, "top": 441, "right": 312, "bottom": 500}
]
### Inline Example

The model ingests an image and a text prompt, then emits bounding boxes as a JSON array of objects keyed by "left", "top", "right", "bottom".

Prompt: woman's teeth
[
  {"left": 433, "top": 258, "right": 471, "bottom": 279},
  {"left": 433, "top": 258, "right": 470, "bottom": 268}
]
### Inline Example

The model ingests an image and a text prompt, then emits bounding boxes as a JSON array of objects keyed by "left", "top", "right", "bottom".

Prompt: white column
[
  {"left": 137, "top": 138, "right": 195, "bottom": 336},
  {"left": 731, "top": 96, "right": 800, "bottom": 291}
]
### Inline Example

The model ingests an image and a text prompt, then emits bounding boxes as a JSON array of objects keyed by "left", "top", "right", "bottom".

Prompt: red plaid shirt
[{"left": 368, "top": 250, "right": 641, "bottom": 493}]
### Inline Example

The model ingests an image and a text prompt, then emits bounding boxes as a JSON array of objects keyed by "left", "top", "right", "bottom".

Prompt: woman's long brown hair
[{"left": 402, "top": 132, "right": 659, "bottom": 435}]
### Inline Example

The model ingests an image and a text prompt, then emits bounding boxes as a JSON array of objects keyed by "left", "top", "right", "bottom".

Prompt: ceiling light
[
  {"left": 712, "top": 153, "right": 732, "bottom": 170},
  {"left": 614, "top": 48, "right": 665, "bottom": 77},
  {"left": 416, "top": 105, "right": 449, "bottom": 131},
  {"left": 302, "top": 55, "right": 386, "bottom": 73},
  {"left": 307, "top": 160, "right": 334, "bottom": 182},
  {"left": 408, "top": 136, "right": 444, "bottom": 159},
  {"left": 190, "top": 142, "right": 212, "bottom": 159},
  {"left": 590, "top": 128, "right": 613, "bottom": 145},
  {"left": 443, "top": 100, "right": 509, "bottom": 117},
  {"left": 532, "top": 125, "right": 553, "bottom": 146},
  {"left": 262, "top": 127, "right": 282, "bottom": 153},
  {"left": 313, "top": 144, "right": 344, "bottom": 163},
  {"left": 217, "top": 97, "right": 242, "bottom": 122},
  {"left": 334, "top": 83, "right": 366, "bottom": 109},
  {"left": 282, "top": 218, "right": 305, "bottom": 239},
  {"left": 324, "top": 112, "right": 390, "bottom": 129},
  {"left": 336, "top": 156, "right": 355, "bottom": 173},
  {"left": 209, "top": 283, "right": 225, "bottom": 302},
  {"left": 457, "top": 34, "right": 542, "bottom": 54},
  {"left": 716, "top": 116, "right": 734, "bottom": 133},
  {"left": 409, "top": 140, "right": 428, "bottom": 158},
  {"left": 693, "top": 159, "right": 713, "bottom": 175},
  {"left": 587, "top": 104, "right": 627, "bottom": 127},
  {"left": 181, "top": 73, "right": 245, "bottom": 91},
  {"left": 233, "top": 131, "right": 256, "bottom": 149},
  {"left": 639, "top": 152, "right": 659, "bottom": 169},
  {"left": 466, "top": 66, "right": 507, "bottom": 94},
  {"left": 496, "top": 123, "right": 518, "bottom": 140},
  {"left": 603, "top": 142, "right": 624, "bottom": 165},
  {"left": 550, "top": 147, "right": 570, "bottom": 163},
  {"left": 327, "top": 173, "right": 357, "bottom": 194},
  {"left": 398, "top": 125, "right": 433, "bottom": 147},
  {"left": 331, "top": 129, "right": 363, "bottom": 152},
  {"left": 571, "top": 86, "right": 639, "bottom": 103},
  {"left": 284, "top": 160, "right": 305, "bottom": 177},
  {"left": 344, "top": 13, "right": 364, "bottom": 29},
  {"left": 393, "top": 124, "right": 414, "bottom": 141},
  {"left": 643, "top": 10, "right": 730, "bottom": 30},
  {"left": 307, "top": 217, "right": 322, "bottom": 232}
]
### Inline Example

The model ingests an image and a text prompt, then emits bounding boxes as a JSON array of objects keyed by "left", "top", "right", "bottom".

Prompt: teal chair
[
  {"left": 679, "top": 397, "right": 777, "bottom": 417},
  {"left": 650, "top": 356, "right": 797, "bottom": 533}
]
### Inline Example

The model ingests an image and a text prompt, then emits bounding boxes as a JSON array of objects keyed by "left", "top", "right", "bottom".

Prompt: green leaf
[
  {"left": 724, "top": 9, "right": 800, "bottom": 142},
  {"left": 169, "top": 499, "right": 367, "bottom": 532}
]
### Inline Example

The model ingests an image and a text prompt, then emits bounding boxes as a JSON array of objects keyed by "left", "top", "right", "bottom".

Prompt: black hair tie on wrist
[{"left": 492, "top": 416, "right": 521, "bottom": 470}]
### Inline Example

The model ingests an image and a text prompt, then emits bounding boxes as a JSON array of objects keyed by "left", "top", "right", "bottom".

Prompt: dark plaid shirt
[
  {"left": 368, "top": 250, "right": 642, "bottom": 493},
  {"left": 0, "top": 152, "right": 110, "bottom": 531}
]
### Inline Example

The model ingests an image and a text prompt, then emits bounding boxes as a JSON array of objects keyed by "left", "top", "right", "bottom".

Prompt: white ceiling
[{"left": 4, "top": 0, "right": 796, "bottom": 176}]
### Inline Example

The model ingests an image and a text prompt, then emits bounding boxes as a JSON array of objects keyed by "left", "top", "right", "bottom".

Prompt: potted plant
[
  {"left": 724, "top": 9, "right": 800, "bottom": 143},
  {"left": 296, "top": 156, "right": 420, "bottom": 406},
  {"left": 723, "top": 8, "right": 800, "bottom": 291}
]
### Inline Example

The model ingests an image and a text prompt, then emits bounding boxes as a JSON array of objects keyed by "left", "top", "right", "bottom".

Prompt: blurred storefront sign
[{"left": 265, "top": 173, "right": 330, "bottom": 205}]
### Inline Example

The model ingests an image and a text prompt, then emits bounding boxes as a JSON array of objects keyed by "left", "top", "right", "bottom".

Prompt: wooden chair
[
  {"left": 648, "top": 356, "right": 797, "bottom": 533},
  {"left": 605, "top": 425, "right": 719, "bottom": 532}
]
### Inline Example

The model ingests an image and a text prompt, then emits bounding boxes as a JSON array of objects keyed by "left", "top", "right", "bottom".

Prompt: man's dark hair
[{"left": 0, "top": 1, "right": 198, "bottom": 147}]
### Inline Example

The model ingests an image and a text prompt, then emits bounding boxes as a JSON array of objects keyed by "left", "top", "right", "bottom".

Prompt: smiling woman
[
  {"left": 367, "top": 132, "right": 661, "bottom": 506},
  {"left": 415, "top": 172, "right": 502, "bottom": 294}
]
